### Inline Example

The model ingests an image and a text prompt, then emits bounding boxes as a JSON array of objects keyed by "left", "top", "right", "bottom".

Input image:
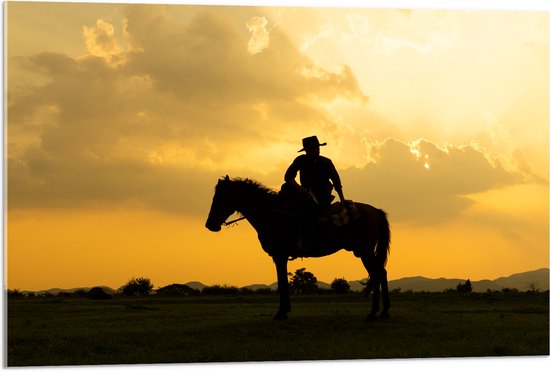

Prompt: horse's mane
[{"left": 229, "top": 177, "right": 278, "bottom": 196}]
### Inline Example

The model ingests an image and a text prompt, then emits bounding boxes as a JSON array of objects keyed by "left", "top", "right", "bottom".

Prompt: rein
[{"left": 223, "top": 216, "right": 246, "bottom": 226}]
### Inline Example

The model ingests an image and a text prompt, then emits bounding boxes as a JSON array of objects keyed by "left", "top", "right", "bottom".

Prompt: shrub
[
  {"left": 289, "top": 268, "right": 318, "bottom": 294},
  {"left": 121, "top": 277, "right": 154, "bottom": 296},
  {"left": 457, "top": 279, "right": 473, "bottom": 293},
  {"left": 239, "top": 287, "right": 253, "bottom": 295},
  {"left": 527, "top": 282, "right": 540, "bottom": 293},
  {"left": 331, "top": 278, "right": 350, "bottom": 294},
  {"left": 156, "top": 284, "right": 199, "bottom": 296},
  {"left": 501, "top": 287, "right": 518, "bottom": 293},
  {"left": 88, "top": 287, "right": 112, "bottom": 300},
  {"left": 7, "top": 289, "right": 25, "bottom": 299},
  {"left": 202, "top": 284, "right": 240, "bottom": 296},
  {"left": 74, "top": 289, "right": 89, "bottom": 298}
]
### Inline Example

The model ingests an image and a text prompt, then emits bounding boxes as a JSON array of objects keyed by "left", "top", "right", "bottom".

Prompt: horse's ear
[{"left": 218, "top": 175, "right": 230, "bottom": 184}]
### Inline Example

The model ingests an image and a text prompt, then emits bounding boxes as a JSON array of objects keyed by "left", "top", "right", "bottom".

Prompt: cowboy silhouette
[{"left": 284, "top": 136, "right": 346, "bottom": 207}]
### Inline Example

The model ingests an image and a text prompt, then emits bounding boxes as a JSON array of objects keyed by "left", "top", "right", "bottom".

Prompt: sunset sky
[{"left": 5, "top": 0, "right": 549, "bottom": 291}]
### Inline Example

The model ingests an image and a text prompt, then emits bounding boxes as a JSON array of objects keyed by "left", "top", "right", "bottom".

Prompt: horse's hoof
[
  {"left": 380, "top": 311, "right": 390, "bottom": 319},
  {"left": 366, "top": 313, "right": 377, "bottom": 322}
]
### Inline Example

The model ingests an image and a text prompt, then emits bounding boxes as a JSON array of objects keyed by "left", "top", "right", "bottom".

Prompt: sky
[{"left": 4, "top": 0, "right": 549, "bottom": 291}]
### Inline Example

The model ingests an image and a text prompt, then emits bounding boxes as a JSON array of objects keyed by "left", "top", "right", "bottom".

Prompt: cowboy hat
[{"left": 298, "top": 136, "right": 327, "bottom": 152}]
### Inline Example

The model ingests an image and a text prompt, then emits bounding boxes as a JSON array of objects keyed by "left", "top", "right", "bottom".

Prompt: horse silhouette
[{"left": 205, "top": 176, "right": 391, "bottom": 320}]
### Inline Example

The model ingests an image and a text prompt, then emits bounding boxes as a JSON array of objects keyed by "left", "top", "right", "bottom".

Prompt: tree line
[
  {"left": 9, "top": 268, "right": 531, "bottom": 300},
  {"left": 6, "top": 268, "right": 357, "bottom": 300}
]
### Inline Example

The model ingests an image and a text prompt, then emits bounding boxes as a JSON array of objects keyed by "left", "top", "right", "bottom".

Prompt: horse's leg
[
  {"left": 380, "top": 268, "right": 390, "bottom": 319},
  {"left": 361, "top": 256, "right": 380, "bottom": 321},
  {"left": 273, "top": 255, "right": 291, "bottom": 320},
  {"left": 369, "top": 276, "right": 380, "bottom": 321}
]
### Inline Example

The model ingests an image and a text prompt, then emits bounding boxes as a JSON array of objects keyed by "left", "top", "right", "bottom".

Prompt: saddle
[
  {"left": 278, "top": 183, "right": 358, "bottom": 225},
  {"left": 277, "top": 183, "right": 359, "bottom": 257},
  {"left": 320, "top": 201, "right": 359, "bottom": 227}
]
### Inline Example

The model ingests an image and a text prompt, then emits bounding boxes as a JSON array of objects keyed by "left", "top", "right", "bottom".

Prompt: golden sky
[{"left": 5, "top": 1, "right": 549, "bottom": 291}]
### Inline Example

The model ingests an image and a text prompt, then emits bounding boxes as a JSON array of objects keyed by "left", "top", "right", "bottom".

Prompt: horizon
[
  {"left": 13, "top": 267, "right": 550, "bottom": 293},
  {"left": 6, "top": 1, "right": 549, "bottom": 291}
]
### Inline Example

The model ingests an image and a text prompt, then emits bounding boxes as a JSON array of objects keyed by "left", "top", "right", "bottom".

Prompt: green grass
[{"left": 7, "top": 291, "right": 549, "bottom": 366}]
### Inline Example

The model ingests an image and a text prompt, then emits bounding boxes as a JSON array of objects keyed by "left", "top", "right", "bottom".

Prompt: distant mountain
[
  {"left": 493, "top": 269, "right": 549, "bottom": 291},
  {"left": 22, "top": 286, "right": 117, "bottom": 296},
  {"left": 384, "top": 268, "right": 549, "bottom": 293},
  {"left": 386, "top": 277, "right": 467, "bottom": 292},
  {"left": 183, "top": 281, "right": 207, "bottom": 291},
  {"left": 16, "top": 268, "right": 548, "bottom": 295},
  {"left": 264, "top": 268, "right": 549, "bottom": 293}
]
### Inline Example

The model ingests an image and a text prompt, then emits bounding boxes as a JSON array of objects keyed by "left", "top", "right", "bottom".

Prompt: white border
[
  {"left": 3, "top": 0, "right": 550, "bottom": 11},
  {"left": 2, "top": 0, "right": 549, "bottom": 370}
]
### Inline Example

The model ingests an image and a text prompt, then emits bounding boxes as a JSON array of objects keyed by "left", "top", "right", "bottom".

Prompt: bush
[
  {"left": 501, "top": 287, "right": 519, "bottom": 293},
  {"left": 7, "top": 289, "right": 25, "bottom": 299},
  {"left": 526, "top": 282, "right": 540, "bottom": 293},
  {"left": 156, "top": 284, "right": 199, "bottom": 296},
  {"left": 121, "top": 277, "right": 154, "bottom": 296},
  {"left": 88, "top": 287, "right": 112, "bottom": 300},
  {"left": 331, "top": 278, "right": 350, "bottom": 294},
  {"left": 74, "top": 289, "right": 89, "bottom": 298},
  {"left": 288, "top": 268, "right": 318, "bottom": 294},
  {"left": 457, "top": 279, "right": 473, "bottom": 293},
  {"left": 202, "top": 284, "right": 240, "bottom": 296},
  {"left": 239, "top": 287, "right": 253, "bottom": 295}
]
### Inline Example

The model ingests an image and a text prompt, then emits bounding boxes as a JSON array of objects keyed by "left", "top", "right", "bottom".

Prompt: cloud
[
  {"left": 246, "top": 16, "right": 269, "bottom": 54},
  {"left": 9, "top": 4, "right": 533, "bottom": 226},
  {"left": 289, "top": 8, "right": 458, "bottom": 55},
  {"left": 340, "top": 9, "right": 459, "bottom": 54},
  {"left": 8, "top": 149, "right": 219, "bottom": 216},
  {"left": 299, "top": 13, "right": 334, "bottom": 53},
  {"left": 7, "top": 5, "right": 367, "bottom": 216},
  {"left": 389, "top": 10, "right": 459, "bottom": 53},
  {"left": 83, "top": 19, "right": 125, "bottom": 65},
  {"left": 342, "top": 138, "right": 526, "bottom": 224}
]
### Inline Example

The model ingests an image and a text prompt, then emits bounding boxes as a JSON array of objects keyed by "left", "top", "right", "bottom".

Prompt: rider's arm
[
  {"left": 336, "top": 187, "right": 346, "bottom": 203},
  {"left": 327, "top": 159, "right": 346, "bottom": 202},
  {"left": 284, "top": 157, "right": 301, "bottom": 186}
]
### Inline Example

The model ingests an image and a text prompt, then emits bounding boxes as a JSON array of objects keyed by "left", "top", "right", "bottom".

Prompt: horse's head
[{"left": 205, "top": 175, "right": 237, "bottom": 232}]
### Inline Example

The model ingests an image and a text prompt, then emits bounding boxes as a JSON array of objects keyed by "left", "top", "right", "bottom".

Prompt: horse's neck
[{"left": 235, "top": 190, "right": 274, "bottom": 232}]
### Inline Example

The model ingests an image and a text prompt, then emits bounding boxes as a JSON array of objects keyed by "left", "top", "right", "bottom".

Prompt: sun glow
[
  {"left": 410, "top": 147, "right": 421, "bottom": 159},
  {"left": 409, "top": 145, "right": 431, "bottom": 170},
  {"left": 424, "top": 154, "right": 430, "bottom": 170}
]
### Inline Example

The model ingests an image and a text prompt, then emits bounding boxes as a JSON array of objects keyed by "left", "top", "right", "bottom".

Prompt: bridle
[{"left": 223, "top": 215, "right": 246, "bottom": 226}]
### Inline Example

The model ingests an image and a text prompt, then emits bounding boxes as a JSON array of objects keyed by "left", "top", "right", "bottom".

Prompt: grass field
[{"left": 6, "top": 291, "right": 549, "bottom": 366}]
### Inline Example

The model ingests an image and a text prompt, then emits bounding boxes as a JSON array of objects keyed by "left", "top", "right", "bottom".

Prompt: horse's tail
[{"left": 375, "top": 209, "right": 391, "bottom": 267}]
